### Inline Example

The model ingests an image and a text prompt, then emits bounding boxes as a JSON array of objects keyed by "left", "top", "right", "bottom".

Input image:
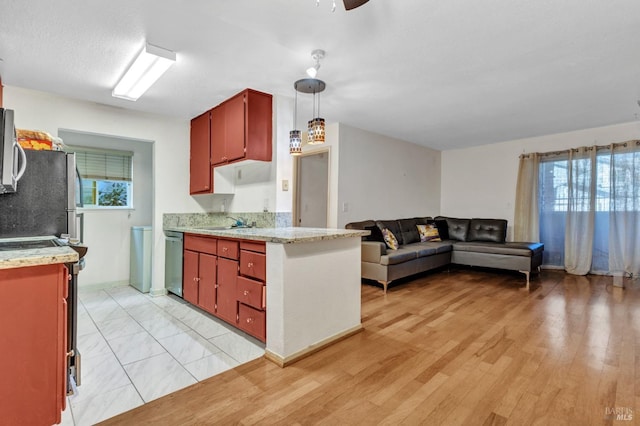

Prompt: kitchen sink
[{"left": 198, "top": 225, "right": 254, "bottom": 230}]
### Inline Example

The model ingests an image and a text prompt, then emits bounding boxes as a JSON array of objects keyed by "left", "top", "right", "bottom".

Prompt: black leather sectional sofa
[{"left": 345, "top": 216, "right": 544, "bottom": 293}]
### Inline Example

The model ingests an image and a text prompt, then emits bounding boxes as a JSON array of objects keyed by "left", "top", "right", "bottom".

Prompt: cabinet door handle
[
  {"left": 246, "top": 317, "right": 254, "bottom": 323},
  {"left": 222, "top": 247, "right": 228, "bottom": 252},
  {"left": 243, "top": 290, "right": 249, "bottom": 296},
  {"left": 248, "top": 262, "right": 254, "bottom": 268}
]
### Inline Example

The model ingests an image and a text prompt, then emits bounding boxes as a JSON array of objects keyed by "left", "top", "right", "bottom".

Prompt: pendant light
[
  {"left": 295, "top": 78, "right": 325, "bottom": 145},
  {"left": 289, "top": 89, "right": 302, "bottom": 155},
  {"left": 307, "top": 93, "right": 325, "bottom": 145},
  {"left": 289, "top": 50, "right": 327, "bottom": 155}
]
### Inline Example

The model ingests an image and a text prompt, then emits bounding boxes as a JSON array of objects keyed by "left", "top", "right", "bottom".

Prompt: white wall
[
  {"left": 4, "top": 86, "right": 200, "bottom": 291},
  {"left": 58, "top": 129, "right": 154, "bottom": 287},
  {"left": 441, "top": 120, "right": 640, "bottom": 240},
  {"left": 337, "top": 124, "right": 442, "bottom": 227}
]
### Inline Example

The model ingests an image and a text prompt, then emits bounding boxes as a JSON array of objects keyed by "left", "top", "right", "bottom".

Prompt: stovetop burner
[{"left": 0, "top": 239, "right": 60, "bottom": 251}]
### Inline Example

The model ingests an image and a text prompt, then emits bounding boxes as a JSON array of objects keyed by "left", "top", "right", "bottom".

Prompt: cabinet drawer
[
  {"left": 240, "top": 250, "right": 266, "bottom": 281},
  {"left": 240, "top": 240, "right": 265, "bottom": 254},
  {"left": 217, "top": 239, "right": 239, "bottom": 259},
  {"left": 184, "top": 234, "right": 217, "bottom": 255},
  {"left": 238, "top": 303, "right": 266, "bottom": 342},
  {"left": 237, "top": 276, "right": 265, "bottom": 310}
]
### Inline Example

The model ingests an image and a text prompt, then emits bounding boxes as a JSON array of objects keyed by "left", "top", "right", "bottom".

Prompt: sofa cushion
[
  {"left": 380, "top": 247, "right": 418, "bottom": 265},
  {"left": 345, "top": 220, "right": 376, "bottom": 230},
  {"left": 364, "top": 225, "right": 384, "bottom": 243},
  {"left": 444, "top": 217, "right": 470, "bottom": 242},
  {"left": 468, "top": 219, "right": 507, "bottom": 243},
  {"left": 413, "top": 217, "right": 433, "bottom": 225},
  {"left": 415, "top": 241, "right": 454, "bottom": 254},
  {"left": 398, "top": 218, "right": 421, "bottom": 245},
  {"left": 434, "top": 219, "right": 449, "bottom": 240},
  {"left": 381, "top": 228, "right": 400, "bottom": 250},
  {"left": 376, "top": 220, "right": 404, "bottom": 245},
  {"left": 346, "top": 220, "right": 382, "bottom": 242},
  {"left": 453, "top": 241, "right": 544, "bottom": 257},
  {"left": 416, "top": 224, "right": 441, "bottom": 242},
  {"left": 414, "top": 244, "right": 437, "bottom": 257}
]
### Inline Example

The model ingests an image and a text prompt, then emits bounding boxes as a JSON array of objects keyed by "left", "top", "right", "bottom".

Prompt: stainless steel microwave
[{"left": 0, "top": 108, "right": 26, "bottom": 193}]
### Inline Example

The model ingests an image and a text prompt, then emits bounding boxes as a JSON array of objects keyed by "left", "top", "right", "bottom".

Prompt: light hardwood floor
[{"left": 101, "top": 269, "right": 639, "bottom": 425}]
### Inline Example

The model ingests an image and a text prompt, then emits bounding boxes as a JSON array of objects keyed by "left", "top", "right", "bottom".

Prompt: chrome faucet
[{"left": 227, "top": 216, "right": 249, "bottom": 227}]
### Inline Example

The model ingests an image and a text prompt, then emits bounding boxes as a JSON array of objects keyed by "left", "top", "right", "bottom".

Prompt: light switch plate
[{"left": 282, "top": 179, "right": 289, "bottom": 191}]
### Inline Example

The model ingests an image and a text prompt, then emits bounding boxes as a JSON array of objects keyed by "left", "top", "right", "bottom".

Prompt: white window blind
[{"left": 67, "top": 146, "right": 134, "bottom": 181}]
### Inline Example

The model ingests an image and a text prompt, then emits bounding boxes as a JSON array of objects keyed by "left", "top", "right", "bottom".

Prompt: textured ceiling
[{"left": 1, "top": 0, "right": 640, "bottom": 150}]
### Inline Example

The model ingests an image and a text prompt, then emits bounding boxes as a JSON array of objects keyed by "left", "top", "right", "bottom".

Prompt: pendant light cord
[{"left": 294, "top": 87, "right": 298, "bottom": 129}]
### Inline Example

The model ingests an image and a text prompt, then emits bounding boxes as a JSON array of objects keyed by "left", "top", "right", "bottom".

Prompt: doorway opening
[{"left": 293, "top": 149, "right": 330, "bottom": 228}]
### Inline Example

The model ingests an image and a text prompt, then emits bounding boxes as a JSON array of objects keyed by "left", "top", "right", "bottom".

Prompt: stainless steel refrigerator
[{"left": 0, "top": 149, "right": 79, "bottom": 239}]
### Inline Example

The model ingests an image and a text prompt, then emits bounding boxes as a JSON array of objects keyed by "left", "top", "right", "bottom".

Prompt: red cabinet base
[{"left": 0, "top": 264, "right": 68, "bottom": 425}]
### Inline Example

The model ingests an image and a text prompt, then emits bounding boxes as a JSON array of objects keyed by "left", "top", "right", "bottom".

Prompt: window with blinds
[{"left": 67, "top": 146, "right": 134, "bottom": 208}]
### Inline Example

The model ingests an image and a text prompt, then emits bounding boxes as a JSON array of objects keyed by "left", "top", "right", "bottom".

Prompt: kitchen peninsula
[{"left": 163, "top": 224, "right": 369, "bottom": 366}]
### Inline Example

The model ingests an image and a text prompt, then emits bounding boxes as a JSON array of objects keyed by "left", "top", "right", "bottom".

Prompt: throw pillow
[
  {"left": 416, "top": 224, "right": 441, "bottom": 242},
  {"left": 381, "top": 228, "right": 399, "bottom": 250}
]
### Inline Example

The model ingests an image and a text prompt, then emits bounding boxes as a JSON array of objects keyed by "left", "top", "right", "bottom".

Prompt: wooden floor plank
[{"left": 100, "top": 270, "right": 640, "bottom": 425}]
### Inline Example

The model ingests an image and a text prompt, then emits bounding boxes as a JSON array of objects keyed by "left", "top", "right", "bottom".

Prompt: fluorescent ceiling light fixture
[{"left": 112, "top": 43, "right": 176, "bottom": 101}]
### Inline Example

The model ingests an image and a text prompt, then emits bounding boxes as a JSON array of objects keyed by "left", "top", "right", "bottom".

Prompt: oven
[{"left": 66, "top": 255, "right": 85, "bottom": 393}]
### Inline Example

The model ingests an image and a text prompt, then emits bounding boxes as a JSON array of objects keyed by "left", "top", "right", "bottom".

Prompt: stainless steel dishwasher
[{"left": 164, "top": 231, "right": 183, "bottom": 296}]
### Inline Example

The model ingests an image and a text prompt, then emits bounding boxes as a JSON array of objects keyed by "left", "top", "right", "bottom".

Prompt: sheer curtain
[
  {"left": 564, "top": 147, "right": 596, "bottom": 275},
  {"left": 514, "top": 153, "right": 539, "bottom": 241},
  {"left": 514, "top": 140, "right": 640, "bottom": 277},
  {"left": 608, "top": 141, "right": 640, "bottom": 276}
]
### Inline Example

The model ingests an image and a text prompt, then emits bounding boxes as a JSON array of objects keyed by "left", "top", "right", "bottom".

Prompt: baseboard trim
[
  {"left": 78, "top": 280, "right": 129, "bottom": 292},
  {"left": 264, "top": 324, "right": 364, "bottom": 368},
  {"left": 149, "top": 287, "right": 168, "bottom": 297}
]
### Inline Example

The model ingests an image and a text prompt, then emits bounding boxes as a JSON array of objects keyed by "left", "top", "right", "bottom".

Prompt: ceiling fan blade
[{"left": 343, "top": 0, "right": 369, "bottom": 10}]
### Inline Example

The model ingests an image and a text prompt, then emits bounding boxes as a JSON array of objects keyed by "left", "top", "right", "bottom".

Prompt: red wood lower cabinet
[
  {"left": 183, "top": 249, "right": 217, "bottom": 315},
  {"left": 238, "top": 303, "right": 266, "bottom": 341},
  {"left": 216, "top": 257, "right": 238, "bottom": 324},
  {"left": 0, "top": 263, "right": 68, "bottom": 425},
  {"left": 198, "top": 253, "right": 217, "bottom": 313},
  {"left": 183, "top": 250, "right": 199, "bottom": 305},
  {"left": 182, "top": 234, "right": 266, "bottom": 343}
]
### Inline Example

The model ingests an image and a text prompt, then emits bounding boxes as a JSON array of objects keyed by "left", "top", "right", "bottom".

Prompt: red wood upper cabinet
[
  {"left": 190, "top": 111, "right": 212, "bottom": 194},
  {"left": 210, "top": 89, "right": 272, "bottom": 166},
  {"left": 210, "top": 104, "right": 226, "bottom": 168}
]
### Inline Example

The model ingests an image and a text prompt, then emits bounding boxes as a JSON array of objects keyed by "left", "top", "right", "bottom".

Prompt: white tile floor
[{"left": 60, "top": 285, "right": 265, "bottom": 425}]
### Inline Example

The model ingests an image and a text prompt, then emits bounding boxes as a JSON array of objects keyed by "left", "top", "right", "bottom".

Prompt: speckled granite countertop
[
  {"left": 164, "top": 226, "right": 369, "bottom": 244},
  {"left": 0, "top": 236, "right": 79, "bottom": 270}
]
